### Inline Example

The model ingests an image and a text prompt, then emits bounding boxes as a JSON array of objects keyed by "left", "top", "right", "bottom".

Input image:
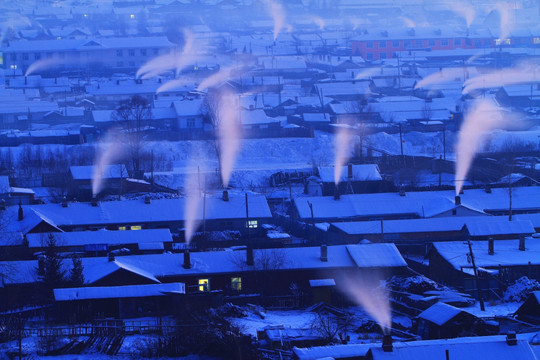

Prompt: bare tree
[
  {"left": 422, "top": 101, "right": 433, "bottom": 124},
  {"left": 202, "top": 90, "right": 224, "bottom": 175},
  {"left": 311, "top": 310, "right": 354, "bottom": 344},
  {"left": 113, "top": 95, "right": 152, "bottom": 173}
]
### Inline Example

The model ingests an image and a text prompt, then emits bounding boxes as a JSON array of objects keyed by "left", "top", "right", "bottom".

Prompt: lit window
[
  {"left": 533, "top": 38, "right": 540, "bottom": 44},
  {"left": 246, "top": 220, "right": 258, "bottom": 229},
  {"left": 118, "top": 226, "right": 126, "bottom": 230},
  {"left": 495, "top": 38, "right": 511, "bottom": 46},
  {"left": 130, "top": 14, "right": 135, "bottom": 19},
  {"left": 130, "top": 225, "right": 142, "bottom": 230},
  {"left": 231, "top": 277, "right": 242, "bottom": 291},
  {"left": 198, "top": 279, "right": 210, "bottom": 292}
]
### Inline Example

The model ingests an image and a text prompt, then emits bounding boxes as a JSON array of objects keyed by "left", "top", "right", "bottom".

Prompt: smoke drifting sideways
[
  {"left": 462, "top": 61, "right": 540, "bottom": 95},
  {"left": 92, "top": 130, "right": 125, "bottom": 197},
  {"left": 449, "top": 0, "right": 476, "bottom": 27},
  {"left": 0, "top": 14, "right": 32, "bottom": 45},
  {"left": 337, "top": 272, "right": 392, "bottom": 335},
  {"left": 455, "top": 99, "right": 522, "bottom": 195},
  {"left": 184, "top": 160, "right": 205, "bottom": 245},
  {"left": 334, "top": 125, "right": 353, "bottom": 186},
  {"left": 136, "top": 29, "right": 197, "bottom": 79},
  {"left": 216, "top": 91, "right": 242, "bottom": 188},
  {"left": 492, "top": 2, "right": 513, "bottom": 41},
  {"left": 414, "top": 68, "right": 469, "bottom": 90},
  {"left": 263, "top": 0, "right": 286, "bottom": 41}
]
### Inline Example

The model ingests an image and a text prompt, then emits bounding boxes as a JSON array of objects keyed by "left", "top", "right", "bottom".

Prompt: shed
[{"left": 415, "top": 302, "right": 480, "bottom": 339}]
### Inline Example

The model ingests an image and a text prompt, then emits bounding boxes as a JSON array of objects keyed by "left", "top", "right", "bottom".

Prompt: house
[
  {"left": 25, "top": 228, "right": 174, "bottom": 255},
  {"left": 365, "top": 334, "right": 538, "bottom": 360},
  {"left": 1, "top": 36, "right": 178, "bottom": 75},
  {"left": 415, "top": 302, "right": 480, "bottom": 339},
  {"left": 172, "top": 98, "right": 204, "bottom": 133},
  {"left": 10, "top": 192, "right": 273, "bottom": 235},
  {"left": 0, "top": 176, "right": 35, "bottom": 206},
  {"left": 317, "top": 164, "right": 386, "bottom": 196},
  {"left": 53, "top": 282, "right": 185, "bottom": 322},
  {"left": 428, "top": 238, "right": 540, "bottom": 298},
  {"left": 1, "top": 243, "right": 408, "bottom": 311},
  {"left": 292, "top": 187, "right": 540, "bottom": 223},
  {"left": 293, "top": 334, "right": 538, "bottom": 360},
  {"left": 514, "top": 291, "right": 540, "bottom": 325},
  {"left": 69, "top": 164, "right": 128, "bottom": 199}
]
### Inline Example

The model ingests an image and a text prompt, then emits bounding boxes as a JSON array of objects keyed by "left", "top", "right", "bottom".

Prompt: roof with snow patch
[
  {"left": 417, "top": 302, "right": 474, "bottom": 326},
  {"left": 54, "top": 282, "right": 185, "bottom": 301}
]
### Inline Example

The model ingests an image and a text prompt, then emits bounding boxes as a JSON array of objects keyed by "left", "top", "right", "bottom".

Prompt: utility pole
[
  {"left": 307, "top": 201, "right": 315, "bottom": 244},
  {"left": 443, "top": 124, "right": 446, "bottom": 161},
  {"left": 399, "top": 123, "right": 404, "bottom": 166},
  {"left": 467, "top": 240, "right": 485, "bottom": 311}
]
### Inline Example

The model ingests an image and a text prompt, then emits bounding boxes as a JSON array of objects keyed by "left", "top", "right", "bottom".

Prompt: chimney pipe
[
  {"left": 320, "top": 244, "right": 328, "bottom": 262},
  {"left": 246, "top": 246, "right": 254, "bottom": 266},
  {"left": 61, "top": 196, "right": 68, "bottom": 208},
  {"left": 91, "top": 196, "right": 98, "bottom": 206},
  {"left": 24, "top": 76, "right": 27, "bottom": 85},
  {"left": 519, "top": 235, "right": 525, "bottom": 251},
  {"left": 222, "top": 190, "right": 229, "bottom": 201},
  {"left": 488, "top": 237, "right": 494, "bottom": 255},
  {"left": 382, "top": 334, "right": 393, "bottom": 352},
  {"left": 455, "top": 195, "right": 461, "bottom": 205},
  {"left": 0, "top": 199, "right": 5, "bottom": 211},
  {"left": 347, "top": 163, "right": 353, "bottom": 179},
  {"left": 183, "top": 249, "right": 191, "bottom": 269},
  {"left": 334, "top": 187, "right": 340, "bottom": 200},
  {"left": 506, "top": 331, "right": 517, "bottom": 345},
  {"left": 485, "top": 185, "right": 492, "bottom": 193},
  {"left": 144, "top": 195, "right": 151, "bottom": 204},
  {"left": 18, "top": 202, "right": 23, "bottom": 221},
  {"left": 108, "top": 252, "right": 115, "bottom": 262}
]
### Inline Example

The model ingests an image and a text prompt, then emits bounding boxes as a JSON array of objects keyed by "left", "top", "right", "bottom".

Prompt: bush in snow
[
  {"left": 503, "top": 276, "right": 540, "bottom": 302},
  {"left": 388, "top": 275, "right": 442, "bottom": 294}
]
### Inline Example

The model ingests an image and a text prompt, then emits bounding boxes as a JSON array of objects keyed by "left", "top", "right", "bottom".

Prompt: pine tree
[
  {"left": 41, "top": 234, "right": 66, "bottom": 300},
  {"left": 69, "top": 256, "right": 85, "bottom": 287}
]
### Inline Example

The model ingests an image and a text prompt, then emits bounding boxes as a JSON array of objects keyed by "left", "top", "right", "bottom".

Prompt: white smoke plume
[
  {"left": 184, "top": 161, "right": 205, "bottom": 245},
  {"left": 450, "top": 0, "right": 476, "bottom": 27},
  {"left": 337, "top": 272, "right": 392, "bottom": 334},
  {"left": 455, "top": 99, "right": 522, "bottom": 195},
  {"left": 462, "top": 62, "right": 540, "bottom": 95},
  {"left": 263, "top": 0, "right": 286, "bottom": 41},
  {"left": 92, "top": 130, "right": 125, "bottom": 197},
  {"left": 414, "top": 68, "right": 468, "bottom": 89},
  {"left": 216, "top": 91, "right": 242, "bottom": 187},
  {"left": 334, "top": 125, "right": 353, "bottom": 185}
]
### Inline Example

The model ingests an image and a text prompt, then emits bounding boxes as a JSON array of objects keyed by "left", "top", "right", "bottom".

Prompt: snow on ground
[
  {"left": 228, "top": 309, "right": 318, "bottom": 337},
  {"left": 464, "top": 301, "right": 521, "bottom": 318}
]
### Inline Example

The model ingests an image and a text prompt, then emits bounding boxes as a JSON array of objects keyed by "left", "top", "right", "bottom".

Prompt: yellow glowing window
[
  {"left": 130, "top": 225, "right": 142, "bottom": 230},
  {"left": 130, "top": 14, "right": 135, "bottom": 19},
  {"left": 533, "top": 38, "right": 540, "bottom": 44},
  {"left": 198, "top": 279, "right": 210, "bottom": 292},
  {"left": 118, "top": 226, "right": 126, "bottom": 230},
  {"left": 246, "top": 220, "right": 258, "bottom": 229},
  {"left": 231, "top": 277, "right": 242, "bottom": 291},
  {"left": 495, "top": 38, "right": 511, "bottom": 45}
]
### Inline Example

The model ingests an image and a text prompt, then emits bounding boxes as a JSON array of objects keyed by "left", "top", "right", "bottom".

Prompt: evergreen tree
[
  {"left": 69, "top": 256, "right": 85, "bottom": 287},
  {"left": 41, "top": 234, "right": 66, "bottom": 300}
]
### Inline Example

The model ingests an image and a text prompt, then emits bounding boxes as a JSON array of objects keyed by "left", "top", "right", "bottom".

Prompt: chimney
[
  {"left": 183, "top": 249, "right": 191, "bottom": 269},
  {"left": 222, "top": 190, "right": 229, "bottom": 202},
  {"left": 91, "top": 196, "right": 98, "bottom": 206},
  {"left": 334, "top": 187, "right": 340, "bottom": 200},
  {"left": 18, "top": 202, "right": 23, "bottom": 221},
  {"left": 246, "top": 246, "right": 254, "bottom": 266},
  {"left": 24, "top": 76, "right": 27, "bottom": 85},
  {"left": 144, "top": 195, "right": 151, "bottom": 204},
  {"left": 519, "top": 235, "right": 525, "bottom": 251},
  {"left": 506, "top": 331, "right": 517, "bottom": 346},
  {"left": 399, "top": 189, "right": 406, "bottom": 196},
  {"left": 61, "top": 196, "right": 68, "bottom": 208},
  {"left": 54, "top": 77, "right": 57, "bottom": 84},
  {"left": 382, "top": 334, "right": 393, "bottom": 352},
  {"left": 108, "top": 252, "right": 115, "bottom": 262},
  {"left": 488, "top": 237, "right": 494, "bottom": 255},
  {"left": 320, "top": 244, "right": 328, "bottom": 262},
  {"left": 455, "top": 195, "right": 461, "bottom": 205},
  {"left": 485, "top": 185, "right": 492, "bottom": 193},
  {"left": 347, "top": 163, "right": 353, "bottom": 179},
  {"left": 0, "top": 199, "right": 5, "bottom": 211}
]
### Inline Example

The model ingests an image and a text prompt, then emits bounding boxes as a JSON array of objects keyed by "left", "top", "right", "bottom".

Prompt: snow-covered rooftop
[
  {"left": 417, "top": 302, "right": 473, "bottom": 325},
  {"left": 54, "top": 282, "right": 185, "bottom": 301},
  {"left": 318, "top": 164, "right": 382, "bottom": 183}
]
